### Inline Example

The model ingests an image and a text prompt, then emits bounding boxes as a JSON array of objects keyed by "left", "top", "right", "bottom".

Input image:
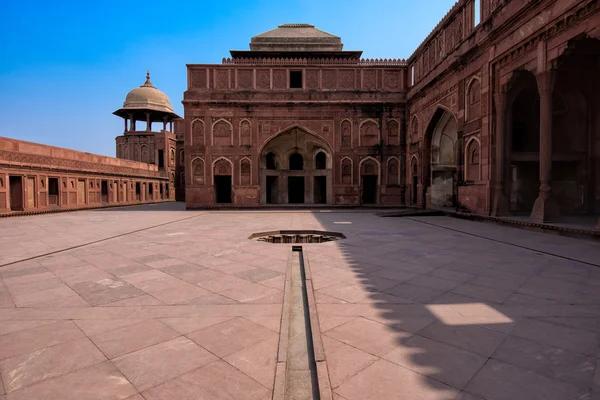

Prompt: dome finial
[{"left": 142, "top": 70, "right": 154, "bottom": 87}]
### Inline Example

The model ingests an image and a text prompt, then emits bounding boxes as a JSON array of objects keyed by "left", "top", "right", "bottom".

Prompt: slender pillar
[
  {"left": 530, "top": 70, "right": 560, "bottom": 222},
  {"left": 146, "top": 112, "right": 151, "bottom": 131},
  {"left": 123, "top": 117, "right": 128, "bottom": 133},
  {"left": 492, "top": 87, "right": 510, "bottom": 215}
]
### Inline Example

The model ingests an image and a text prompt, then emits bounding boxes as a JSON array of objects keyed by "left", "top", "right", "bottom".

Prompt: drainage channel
[{"left": 276, "top": 245, "right": 330, "bottom": 400}]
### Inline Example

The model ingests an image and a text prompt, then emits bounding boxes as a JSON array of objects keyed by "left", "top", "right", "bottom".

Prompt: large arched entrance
[
  {"left": 424, "top": 109, "right": 458, "bottom": 208},
  {"left": 260, "top": 126, "right": 333, "bottom": 205}
]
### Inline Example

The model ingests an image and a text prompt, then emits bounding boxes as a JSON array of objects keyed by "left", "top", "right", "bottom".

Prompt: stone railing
[{"left": 222, "top": 57, "right": 408, "bottom": 66}]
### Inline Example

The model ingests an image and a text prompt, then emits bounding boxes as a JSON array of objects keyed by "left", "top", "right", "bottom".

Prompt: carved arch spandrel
[
  {"left": 464, "top": 137, "right": 481, "bottom": 181},
  {"left": 340, "top": 156, "right": 353, "bottom": 185},
  {"left": 212, "top": 157, "right": 233, "bottom": 185},
  {"left": 239, "top": 156, "right": 252, "bottom": 186},
  {"left": 340, "top": 118, "right": 353, "bottom": 149},
  {"left": 465, "top": 76, "right": 482, "bottom": 121},
  {"left": 359, "top": 156, "right": 381, "bottom": 185},
  {"left": 387, "top": 119, "right": 400, "bottom": 146},
  {"left": 211, "top": 118, "right": 233, "bottom": 146},
  {"left": 359, "top": 119, "right": 380, "bottom": 147},
  {"left": 191, "top": 157, "right": 205, "bottom": 186},
  {"left": 387, "top": 156, "right": 400, "bottom": 185},
  {"left": 239, "top": 119, "right": 251, "bottom": 147},
  {"left": 191, "top": 118, "right": 205, "bottom": 146}
]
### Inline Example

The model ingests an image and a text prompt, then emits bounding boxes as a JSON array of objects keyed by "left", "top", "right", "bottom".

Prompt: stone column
[
  {"left": 492, "top": 87, "right": 510, "bottom": 216},
  {"left": 123, "top": 117, "right": 128, "bottom": 133},
  {"left": 530, "top": 70, "right": 560, "bottom": 222},
  {"left": 146, "top": 112, "right": 151, "bottom": 131}
]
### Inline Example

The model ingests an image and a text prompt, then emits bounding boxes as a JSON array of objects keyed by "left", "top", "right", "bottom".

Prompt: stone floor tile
[
  {"left": 0, "top": 320, "right": 58, "bottom": 337},
  {"left": 74, "top": 319, "right": 147, "bottom": 336},
  {"left": 235, "top": 268, "right": 282, "bottom": 283},
  {"left": 187, "top": 317, "right": 277, "bottom": 358},
  {"left": 219, "top": 282, "right": 280, "bottom": 303},
  {"left": 315, "top": 292, "right": 349, "bottom": 304},
  {"left": 362, "top": 316, "right": 435, "bottom": 334},
  {"left": 142, "top": 360, "right": 269, "bottom": 400},
  {"left": 101, "top": 294, "right": 164, "bottom": 306},
  {"left": 594, "top": 359, "right": 600, "bottom": 392},
  {"left": 119, "top": 270, "right": 170, "bottom": 284},
  {"left": 455, "top": 392, "right": 486, "bottom": 400},
  {"left": 492, "top": 335, "right": 596, "bottom": 388},
  {"left": 6, "top": 361, "right": 137, "bottom": 400},
  {"left": 11, "top": 286, "right": 78, "bottom": 307},
  {"left": 159, "top": 317, "right": 233, "bottom": 335},
  {"left": 76, "top": 284, "right": 146, "bottom": 306},
  {"left": 258, "top": 274, "right": 285, "bottom": 290},
  {"left": 511, "top": 319, "right": 599, "bottom": 356},
  {"left": 56, "top": 267, "right": 111, "bottom": 285},
  {"left": 407, "top": 275, "right": 462, "bottom": 291},
  {"left": 419, "top": 322, "right": 506, "bottom": 357},
  {"left": 466, "top": 359, "right": 591, "bottom": 400},
  {"left": 335, "top": 359, "right": 458, "bottom": 400},
  {"left": 245, "top": 315, "right": 282, "bottom": 332},
  {"left": 427, "top": 268, "right": 475, "bottom": 283},
  {"left": 130, "top": 276, "right": 187, "bottom": 293},
  {"left": 2, "top": 272, "right": 55, "bottom": 287},
  {"left": 186, "top": 293, "right": 239, "bottom": 305},
  {"left": 89, "top": 319, "right": 179, "bottom": 359},
  {"left": 0, "top": 337, "right": 106, "bottom": 392},
  {"left": 384, "top": 335, "right": 488, "bottom": 389},
  {"left": 385, "top": 282, "right": 446, "bottom": 303},
  {"left": 0, "top": 321, "right": 84, "bottom": 360},
  {"left": 224, "top": 336, "right": 278, "bottom": 389},
  {"left": 0, "top": 290, "right": 14, "bottom": 308},
  {"left": 150, "top": 284, "right": 211, "bottom": 304},
  {"left": 370, "top": 268, "right": 419, "bottom": 282},
  {"left": 466, "top": 275, "right": 528, "bottom": 292},
  {"left": 451, "top": 283, "right": 513, "bottom": 304},
  {"left": 177, "top": 268, "right": 229, "bottom": 284},
  {"left": 197, "top": 274, "right": 251, "bottom": 293},
  {"left": 317, "top": 283, "right": 369, "bottom": 303},
  {"left": 113, "top": 336, "right": 217, "bottom": 392},
  {"left": 325, "top": 317, "right": 411, "bottom": 357},
  {"left": 322, "top": 336, "right": 378, "bottom": 388},
  {"left": 3, "top": 277, "right": 64, "bottom": 295}
]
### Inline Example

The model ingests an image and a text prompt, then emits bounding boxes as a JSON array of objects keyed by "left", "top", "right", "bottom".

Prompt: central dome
[
  {"left": 122, "top": 72, "right": 174, "bottom": 113},
  {"left": 249, "top": 23, "right": 343, "bottom": 52}
]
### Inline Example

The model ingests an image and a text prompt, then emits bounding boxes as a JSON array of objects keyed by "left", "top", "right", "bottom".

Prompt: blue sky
[{"left": 0, "top": 0, "right": 456, "bottom": 157}]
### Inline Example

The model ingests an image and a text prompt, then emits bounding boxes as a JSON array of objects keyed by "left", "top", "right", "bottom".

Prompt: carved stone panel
[
  {"left": 387, "top": 119, "right": 400, "bottom": 146},
  {"left": 273, "top": 69, "right": 286, "bottom": 89},
  {"left": 240, "top": 119, "right": 251, "bottom": 146},
  {"left": 238, "top": 69, "right": 253, "bottom": 90},
  {"left": 213, "top": 119, "right": 233, "bottom": 146},
  {"left": 363, "top": 70, "right": 376, "bottom": 90},
  {"left": 216, "top": 70, "right": 228, "bottom": 89},
  {"left": 322, "top": 70, "right": 337, "bottom": 89},
  {"left": 191, "top": 69, "right": 206, "bottom": 89},
  {"left": 339, "top": 70, "right": 355, "bottom": 89},
  {"left": 256, "top": 69, "right": 270, "bottom": 89},
  {"left": 360, "top": 120, "right": 379, "bottom": 147},
  {"left": 383, "top": 70, "right": 402, "bottom": 90},
  {"left": 306, "top": 70, "right": 319, "bottom": 89}
]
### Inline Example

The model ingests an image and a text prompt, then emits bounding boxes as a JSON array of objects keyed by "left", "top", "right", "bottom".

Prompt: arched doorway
[
  {"left": 425, "top": 109, "right": 458, "bottom": 208},
  {"left": 260, "top": 126, "right": 332, "bottom": 205},
  {"left": 360, "top": 157, "right": 379, "bottom": 204}
]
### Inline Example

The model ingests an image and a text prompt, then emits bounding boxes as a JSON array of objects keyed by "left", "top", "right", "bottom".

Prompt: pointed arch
[
  {"left": 314, "top": 149, "right": 329, "bottom": 170},
  {"left": 340, "top": 156, "right": 353, "bottom": 185},
  {"left": 387, "top": 118, "right": 400, "bottom": 146},
  {"left": 191, "top": 118, "right": 205, "bottom": 146},
  {"left": 358, "top": 118, "right": 380, "bottom": 147},
  {"left": 410, "top": 115, "right": 419, "bottom": 142},
  {"left": 359, "top": 156, "right": 381, "bottom": 185},
  {"left": 340, "top": 118, "right": 353, "bottom": 149},
  {"left": 191, "top": 156, "right": 205, "bottom": 186},
  {"left": 211, "top": 156, "right": 233, "bottom": 184},
  {"left": 465, "top": 75, "right": 482, "bottom": 121},
  {"left": 211, "top": 118, "right": 234, "bottom": 146},
  {"left": 464, "top": 136, "right": 481, "bottom": 181},
  {"left": 259, "top": 124, "right": 333, "bottom": 154},
  {"left": 386, "top": 156, "right": 400, "bottom": 185},
  {"left": 239, "top": 118, "right": 252, "bottom": 146},
  {"left": 239, "top": 156, "right": 252, "bottom": 186}
]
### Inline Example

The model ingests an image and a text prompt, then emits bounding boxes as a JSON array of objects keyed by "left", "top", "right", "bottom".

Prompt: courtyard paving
[{"left": 0, "top": 203, "right": 599, "bottom": 399}]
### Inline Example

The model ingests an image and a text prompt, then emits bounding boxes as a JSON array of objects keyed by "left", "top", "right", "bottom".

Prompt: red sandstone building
[{"left": 2, "top": 0, "right": 599, "bottom": 230}]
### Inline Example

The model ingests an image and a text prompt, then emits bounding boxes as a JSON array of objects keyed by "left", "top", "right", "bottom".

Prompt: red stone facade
[
  {"left": 406, "top": 0, "right": 600, "bottom": 226},
  {"left": 0, "top": 137, "right": 172, "bottom": 213}
]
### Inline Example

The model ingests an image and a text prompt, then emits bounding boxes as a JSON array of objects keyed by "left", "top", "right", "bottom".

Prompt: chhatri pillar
[
  {"left": 492, "top": 86, "right": 510, "bottom": 216},
  {"left": 530, "top": 69, "right": 560, "bottom": 223}
]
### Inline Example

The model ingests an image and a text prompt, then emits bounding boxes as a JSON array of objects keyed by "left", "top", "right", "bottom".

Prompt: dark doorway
[
  {"left": 9, "top": 176, "right": 23, "bottom": 211},
  {"left": 101, "top": 181, "right": 108, "bottom": 203},
  {"left": 290, "top": 70, "right": 303, "bottom": 88},
  {"left": 288, "top": 176, "right": 305, "bottom": 204},
  {"left": 266, "top": 176, "right": 278, "bottom": 204},
  {"left": 166, "top": 184, "right": 170, "bottom": 199},
  {"left": 314, "top": 176, "right": 326, "bottom": 204},
  {"left": 135, "top": 182, "right": 141, "bottom": 201},
  {"left": 48, "top": 177, "right": 59, "bottom": 207},
  {"left": 412, "top": 176, "right": 418, "bottom": 205},
  {"left": 148, "top": 182, "right": 154, "bottom": 199},
  {"left": 159, "top": 184, "right": 164, "bottom": 199},
  {"left": 315, "top": 152, "right": 326, "bottom": 170},
  {"left": 266, "top": 152, "right": 277, "bottom": 170},
  {"left": 215, "top": 175, "right": 232, "bottom": 203},
  {"left": 289, "top": 153, "right": 304, "bottom": 170},
  {"left": 361, "top": 175, "right": 378, "bottom": 204},
  {"left": 157, "top": 150, "right": 164, "bottom": 168}
]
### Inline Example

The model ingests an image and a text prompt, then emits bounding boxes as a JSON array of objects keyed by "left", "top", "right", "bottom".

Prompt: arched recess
[
  {"left": 212, "top": 118, "right": 233, "bottom": 146},
  {"left": 191, "top": 157, "right": 205, "bottom": 186},
  {"left": 387, "top": 119, "right": 400, "bottom": 146},
  {"left": 239, "top": 119, "right": 251, "bottom": 146},
  {"left": 314, "top": 151, "right": 327, "bottom": 170},
  {"left": 465, "top": 76, "right": 482, "bottom": 121},
  {"left": 359, "top": 119, "right": 380, "bottom": 147},
  {"left": 260, "top": 125, "right": 333, "bottom": 205},
  {"left": 424, "top": 107, "right": 458, "bottom": 208},
  {"left": 464, "top": 137, "right": 481, "bottom": 181},
  {"left": 180, "top": 150, "right": 184, "bottom": 165},
  {"left": 387, "top": 157, "right": 400, "bottom": 185},
  {"left": 410, "top": 115, "right": 419, "bottom": 142},
  {"left": 409, "top": 155, "right": 419, "bottom": 204},
  {"left": 212, "top": 157, "right": 233, "bottom": 203},
  {"left": 341, "top": 157, "right": 353, "bottom": 185},
  {"left": 240, "top": 157, "right": 252, "bottom": 186},
  {"left": 169, "top": 148, "right": 175, "bottom": 166},
  {"left": 141, "top": 145, "right": 150, "bottom": 164},
  {"left": 340, "top": 119, "right": 353, "bottom": 148},
  {"left": 359, "top": 156, "right": 380, "bottom": 204},
  {"left": 191, "top": 118, "right": 204, "bottom": 146}
]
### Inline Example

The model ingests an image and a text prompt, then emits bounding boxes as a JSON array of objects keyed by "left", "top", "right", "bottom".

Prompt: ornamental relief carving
[
  {"left": 306, "top": 70, "right": 319, "bottom": 89},
  {"left": 363, "top": 70, "right": 376, "bottom": 90},
  {"left": 383, "top": 70, "right": 401, "bottom": 90},
  {"left": 339, "top": 70, "right": 354, "bottom": 89},
  {"left": 257, "top": 70, "right": 270, "bottom": 89},
  {"left": 238, "top": 69, "right": 253, "bottom": 89},
  {"left": 322, "top": 70, "right": 336, "bottom": 89},
  {"left": 216, "top": 70, "right": 228, "bottom": 89},
  {"left": 191, "top": 70, "right": 206, "bottom": 88},
  {"left": 273, "top": 70, "right": 286, "bottom": 89}
]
